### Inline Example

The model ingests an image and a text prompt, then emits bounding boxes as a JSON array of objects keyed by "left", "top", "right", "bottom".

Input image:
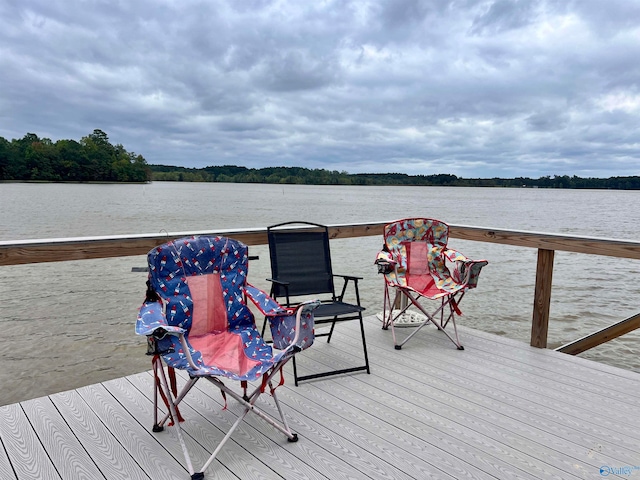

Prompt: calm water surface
[{"left": 1, "top": 182, "right": 639, "bottom": 405}]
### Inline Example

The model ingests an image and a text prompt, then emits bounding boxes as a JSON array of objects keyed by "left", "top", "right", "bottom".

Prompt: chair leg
[
  {"left": 294, "top": 314, "right": 370, "bottom": 383},
  {"left": 292, "top": 356, "right": 300, "bottom": 386},
  {"left": 154, "top": 362, "right": 299, "bottom": 479},
  {"left": 358, "top": 314, "right": 371, "bottom": 374},
  {"left": 381, "top": 283, "right": 395, "bottom": 330},
  {"left": 153, "top": 363, "right": 199, "bottom": 478},
  {"left": 394, "top": 290, "right": 464, "bottom": 350},
  {"left": 326, "top": 319, "right": 337, "bottom": 342}
]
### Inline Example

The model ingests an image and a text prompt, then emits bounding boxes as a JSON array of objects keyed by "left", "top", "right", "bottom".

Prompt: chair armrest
[
  {"left": 269, "top": 300, "right": 320, "bottom": 352},
  {"left": 265, "top": 278, "right": 291, "bottom": 305},
  {"left": 442, "top": 250, "right": 488, "bottom": 288},
  {"left": 333, "top": 274, "right": 363, "bottom": 305},
  {"left": 245, "top": 283, "right": 316, "bottom": 351},
  {"left": 443, "top": 248, "right": 468, "bottom": 263},
  {"left": 136, "top": 301, "right": 201, "bottom": 370},
  {"left": 334, "top": 274, "right": 363, "bottom": 281},
  {"left": 136, "top": 301, "right": 186, "bottom": 337},
  {"left": 458, "top": 259, "right": 488, "bottom": 288},
  {"left": 245, "top": 284, "right": 288, "bottom": 315}
]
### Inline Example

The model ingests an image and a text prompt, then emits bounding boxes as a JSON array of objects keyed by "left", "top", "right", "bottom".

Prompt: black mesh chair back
[{"left": 268, "top": 225, "right": 335, "bottom": 300}]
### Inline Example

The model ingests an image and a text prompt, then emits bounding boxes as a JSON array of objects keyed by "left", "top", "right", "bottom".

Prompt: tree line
[
  {"left": 0, "top": 130, "right": 151, "bottom": 182},
  {"left": 151, "top": 164, "right": 640, "bottom": 189},
  {"left": 2, "top": 131, "right": 639, "bottom": 189}
]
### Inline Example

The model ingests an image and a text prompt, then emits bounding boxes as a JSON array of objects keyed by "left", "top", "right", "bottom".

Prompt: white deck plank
[
  {"left": 188, "top": 372, "right": 421, "bottom": 480},
  {"left": 132, "top": 370, "right": 380, "bottom": 480},
  {"left": 348, "top": 319, "right": 640, "bottom": 432},
  {"left": 0, "top": 403, "right": 62, "bottom": 480},
  {"left": 21, "top": 397, "right": 106, "bottom": 480},
  {"left": 49, "top": 389, "right": 151, "bottom": 480},
  {"left": 277, "top": 379, "right": 475, "bottom": 479},
  {"left": 0, "top": 421, "right": 18, "bottom": 480},
  {"left": 76, "top": 383, "right": 189, "bottom": 480},
  {"left": 123, "top": 373, "right": 287, "bottom": 480},
  {"left": 294, "top": 351, "right": 575, "bottom": 480},
  {"left": 460, "top": 324, "right": 640, "bottom": 384},
  {"left": 306, "top": 317, "right": 640, "bottom": 474},
  {"left": 102, "top": 375, "right": 238, "bottom": 480},
  {"left": 2, "top": 318, "right": 640, "bottom": 480}
]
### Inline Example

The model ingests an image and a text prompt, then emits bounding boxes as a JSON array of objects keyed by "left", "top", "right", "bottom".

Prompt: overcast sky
[{"left": 1, "top": 0, "right": 639, "bottom": 178}]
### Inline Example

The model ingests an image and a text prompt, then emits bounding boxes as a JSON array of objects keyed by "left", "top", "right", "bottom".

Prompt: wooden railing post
[{"left": 531, "top": 248, "right": 555, "bottom": 348}]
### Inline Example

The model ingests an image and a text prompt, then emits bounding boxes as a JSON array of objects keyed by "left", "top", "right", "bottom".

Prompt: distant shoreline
[
  {"left": 2, "top": 177, "right": 639, "bottom": 190},
  {"left": 147, "top": 164, "right": 640, "bottom": 190},
  {"left": 0, "top": 180, "right": 149, "bottom": 185}
]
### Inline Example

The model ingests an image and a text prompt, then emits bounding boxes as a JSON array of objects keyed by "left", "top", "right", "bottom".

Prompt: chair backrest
[
  {"left": 383, "top": 218, "right": 450, "bottom": 294},
  {"left": 147, "top": 235, "right": 254, "bottom": 335},
  {"left": 267, "top": 222, "right": 335, "bottom": 299},
  {"left": 384, "top": 218, "right": 449, "bottom": 250}
]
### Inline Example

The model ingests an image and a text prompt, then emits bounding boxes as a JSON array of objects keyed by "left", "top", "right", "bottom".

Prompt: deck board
[
  {"left": 0, "top": 432, "right": 17, "bottom": 480},
  {"left": 332, "top": 319, "right": 640, "bottom": 465},
  {"left": 50, "top": 389, "right": 151, "bottom": 480},
  {"left": 0, "top": 403, "right": 61, "bottom": 479},
  {"left": 21, "top": 397, "right": 105, "bottom": 480},
  {"left": 2, "top": 316, "right": 640, "bottom": 480},
  {"left": 295, "top": 338, "right": 577, "bottom": 479},
  {"left": 77, "top": 382, "right": 188, "bottom": 480}
]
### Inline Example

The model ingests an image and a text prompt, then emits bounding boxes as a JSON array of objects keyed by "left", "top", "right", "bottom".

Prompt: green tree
[
  {"left": 80, "top": 129, "right": 115, "bottom": 180},
  {"left": 0, "top": 136, "right": 9, "bottom": 179},
  {"left": 6, "top": 133, "right": 39, "bottom": 179},
  {"left": 25, "top": 138, "right": 60, "bottom": 180},
  {"left": 56, "top": 139, "right": 86, "bottom": 181}
]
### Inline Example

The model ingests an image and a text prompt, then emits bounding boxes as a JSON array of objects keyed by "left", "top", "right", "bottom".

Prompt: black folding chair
[{"left": 262, "top": 221, "right": 370, "bottom": 385}]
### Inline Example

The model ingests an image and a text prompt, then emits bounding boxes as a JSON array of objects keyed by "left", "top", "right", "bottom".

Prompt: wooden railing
[
  {"left": 2, "top": 221, "right": 640, "bottom": 352},
  {"left": 555, "top": 313, "right": 640, "bottom": 354}
]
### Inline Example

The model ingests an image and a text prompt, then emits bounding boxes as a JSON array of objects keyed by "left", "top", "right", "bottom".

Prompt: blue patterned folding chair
[
  {"left": 376, "top": 218, "right": 487, "bottom": 350},
  {"left": 136, "top": 235, "right": 319, "bottom": 480}
]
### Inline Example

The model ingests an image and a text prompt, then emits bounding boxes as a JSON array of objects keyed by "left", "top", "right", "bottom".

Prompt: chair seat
[
  {"left": 403, "top": 273, "right": 466, "bottom": 299},
  {"left": 188, "top": 329, "right": 279, "bottom": 379},
  {"left": 314, "top": 301, "right": 365, "bottom": 319}
]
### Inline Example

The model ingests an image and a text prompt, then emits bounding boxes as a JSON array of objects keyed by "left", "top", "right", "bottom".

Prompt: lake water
[{"left": 1, "top": 181, "right": 639, "bottom": 405}]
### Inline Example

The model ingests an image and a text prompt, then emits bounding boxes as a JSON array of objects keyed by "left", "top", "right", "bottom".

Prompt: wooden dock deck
[{"left": 2, "top": 316, "right": 639, "bottom": 480}]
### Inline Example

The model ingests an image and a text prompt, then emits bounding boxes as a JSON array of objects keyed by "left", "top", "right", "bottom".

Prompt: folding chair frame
[
  {"left": 381, "top": 282, "right": 466, "bottom": 350},
  {"left": 136, "top": 235, "right": 320, "bottom": 479},
  {"left": 377, "top": 217, "right": 487, "bottom": 352},
  {"left": 146, "top": 302, "right": 314, "bottom": 480},
  {"left": 151, "top": 355, "right": 298, "bottom": 480},
  {"left": 291, "top": 304, "right": 369, "bottom": 386}
]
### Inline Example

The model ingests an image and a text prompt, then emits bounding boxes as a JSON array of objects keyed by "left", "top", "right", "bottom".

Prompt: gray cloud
[
  {"left": 470, "top": 0, "right": 541, "bottom": 36},
  {"left": 1, "top": 0, "right": 639, "bottom": 178}
]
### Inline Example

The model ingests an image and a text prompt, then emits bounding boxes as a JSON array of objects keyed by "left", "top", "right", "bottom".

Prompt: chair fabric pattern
[
  {"left": 245, "top": 284, "right": 315, "bottom": 351},
  {"left": 137, "top": 235, "right": 310, "bottom": 380},
  {"left": 382, "top": 218, "right": 482, "bottom": 298}
]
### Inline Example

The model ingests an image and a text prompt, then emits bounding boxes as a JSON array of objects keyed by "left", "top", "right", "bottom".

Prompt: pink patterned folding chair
[
  {"left": 375, "top": 218, "right": 487, "bottom": 350},
  {"left": 136, "top": 235, "right": 319, "bottom": 480}
]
